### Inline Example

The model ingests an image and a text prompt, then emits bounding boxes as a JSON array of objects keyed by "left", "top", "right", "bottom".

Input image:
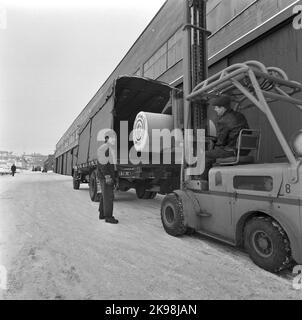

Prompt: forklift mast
[
  {"left": 181, "top": 0, "right": 210, "bottom": 184},
  {"left": 183, "top": 0, "right": 209, "bottom": 132}
]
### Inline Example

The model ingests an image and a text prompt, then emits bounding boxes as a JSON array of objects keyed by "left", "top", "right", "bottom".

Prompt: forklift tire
[
  {"left": 244, "top": 216, "right": 292, "bottom": 273},
  {"left": 161, "top": 194, "right": 187, "bottom": 237},
  {"left": 73, "top": 173, "right": 80, "bottom": 190},
  {"left": 89, "top": 171, "right": 100, "bottom": 202}
]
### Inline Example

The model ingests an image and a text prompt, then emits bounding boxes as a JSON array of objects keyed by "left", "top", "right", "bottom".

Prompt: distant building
[
  {"left": 24, "top": 153, "right": 48, "bottom": 169},
  {"left": 0, "top": 151, "right": 47, "bottom": 170},
  {"left": 43, "top": 154, "right": 55, "bottom": 171}
]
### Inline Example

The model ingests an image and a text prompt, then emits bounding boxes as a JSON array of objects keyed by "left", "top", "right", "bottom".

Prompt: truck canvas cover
[{"left": 77, "top": 76, "right": 172, "bottom": 166}]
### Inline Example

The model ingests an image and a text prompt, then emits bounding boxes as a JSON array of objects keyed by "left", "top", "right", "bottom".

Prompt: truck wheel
[
  {"left": 73, "top": 173, "right": 80, "bottom": 190},
  {"left": 142, "top": 191, "right": 157, "bottom": 199},
  {"left": 119, "top": 187, "right": 130, "bottom": 192},
  {"left": 135, "top": 184, "right": 146, "bottom": 199},
  {"left": 161, "top": 194, "right": 187, "bottom": 237},
  {"left": 89, "top": 171, "right": 100, "bottom": 202},
  {"left": 136, "top": 183, "right": 157, "bottom": 199},
  {"left": 244, "top": 216, "right": 292, "bottom": 273},
  {"left": 149, "top": 192, "right": 157, "bottom": 199}
]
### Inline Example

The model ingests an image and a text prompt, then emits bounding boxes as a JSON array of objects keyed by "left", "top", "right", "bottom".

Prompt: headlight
[{"left": 291, "top": 130, "right": 302, "bottom": 157}]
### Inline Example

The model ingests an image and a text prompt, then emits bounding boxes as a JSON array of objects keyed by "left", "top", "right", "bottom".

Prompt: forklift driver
[{"left": 201, "top": 95, "right": 249, "bottom": 180}]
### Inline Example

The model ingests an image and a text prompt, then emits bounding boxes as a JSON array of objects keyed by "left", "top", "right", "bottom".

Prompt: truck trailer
[{"left": 73, "top": 76, "right": 183, "bottom": 201}]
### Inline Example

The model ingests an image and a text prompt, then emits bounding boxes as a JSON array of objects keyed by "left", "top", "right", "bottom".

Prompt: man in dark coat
[
  {"left": 202, "top": 95, "right": 249, "bottom": 179},
  {"left": 97, "top": 137, "right": 118, "bottom": 224},
  {"left": 11, "top": 164, "right": 16, "bottom": 177}
]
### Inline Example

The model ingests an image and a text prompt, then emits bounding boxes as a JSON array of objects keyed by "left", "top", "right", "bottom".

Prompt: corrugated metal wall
[
  {"left": 66, "top": 150, "right": 72, "bottom": 176},
  {"left": 62, "top": 153, "right": 67, "bottom": 175},
  {"left": 72, "top": 147, "right": 78, "bottom": 172},
  {"left": 60, "top": 155, "right": 64, "bottom": 175}
]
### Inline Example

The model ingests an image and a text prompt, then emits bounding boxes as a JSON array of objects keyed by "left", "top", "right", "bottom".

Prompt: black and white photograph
[{"left": 1, "top": 0, "right": 302, "bottom": 303}]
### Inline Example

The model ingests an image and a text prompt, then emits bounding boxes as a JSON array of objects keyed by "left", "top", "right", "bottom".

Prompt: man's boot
[{"left": 105, "top": 216, "right": 119, "bottom": 224}]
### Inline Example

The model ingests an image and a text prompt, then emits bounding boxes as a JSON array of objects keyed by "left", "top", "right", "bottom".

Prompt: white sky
[{"left": 0, "top": 0, "right": 166, "bottom": 155}]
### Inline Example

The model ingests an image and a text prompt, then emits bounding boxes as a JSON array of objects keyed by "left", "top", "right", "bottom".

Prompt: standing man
[
  {"left": 202, "top": 95, "right": 249, "bottom": 179},
  {"left": 11, "top": 164, "right": 16, "bottom": 177},
  {"left": 97, "top": 136, "right": 118, "bottom": 224}
]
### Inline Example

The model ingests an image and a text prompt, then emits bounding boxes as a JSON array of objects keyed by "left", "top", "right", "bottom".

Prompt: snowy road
[{"left": 0, "top": 172, "right": 301, "bottom": 300}]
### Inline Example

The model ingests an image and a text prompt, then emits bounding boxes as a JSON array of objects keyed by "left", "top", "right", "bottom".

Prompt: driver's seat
[{"left": 215, "top": 129, "right": 261, "bottom": 166}]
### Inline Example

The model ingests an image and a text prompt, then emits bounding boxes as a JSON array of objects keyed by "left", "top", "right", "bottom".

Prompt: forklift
[{"left": 160, "top": 0, "right": 302, "bottom": 273}]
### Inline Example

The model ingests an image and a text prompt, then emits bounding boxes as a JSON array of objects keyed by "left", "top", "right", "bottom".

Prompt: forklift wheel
[
  {"left": 244, "top": 216, "right": 292, "bottom": 273},
  {"left": 161, "top": 194, "right": 187, "bottom": 237}
]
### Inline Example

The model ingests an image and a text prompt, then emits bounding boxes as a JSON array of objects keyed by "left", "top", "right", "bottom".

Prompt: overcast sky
[{"left": 0, "top": 0, "right": 166, "bottom": 155}]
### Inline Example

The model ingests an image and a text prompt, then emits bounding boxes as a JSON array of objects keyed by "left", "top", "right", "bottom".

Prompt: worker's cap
[{"left": 210, "top": 95, "right": 231, "bottom": 108}]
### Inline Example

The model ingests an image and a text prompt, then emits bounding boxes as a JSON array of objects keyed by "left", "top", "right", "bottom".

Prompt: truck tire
[
  {"left": 149, "top": 192, "right": 157, "bottom": 199},
  {"left": 135, "top": 184, "right": 146, "bottom": 199},
  {"left": 142, "top": 191, "right": 157, "bottom": 199},
  {"left": 119, "top": 187, "right": 130, "bottom": 192},
  {"left": 73, "top": 173, "right": 80, "bottom": 190},
  {"left": 161, "top": 194, "right": 187, "bottom": 237},
  {"left": 135, "top": 183, "right": 157, "bottom": 199},
  {"left": 244, "top": 216, "right": 292, "bottom": 273},
  {"left": 89, "top": 171, "right": 100, "bottom": 202}
]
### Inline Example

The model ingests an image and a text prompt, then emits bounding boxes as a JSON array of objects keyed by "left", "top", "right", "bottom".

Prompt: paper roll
[{"left": 133, "top": 112, "right": 173, "bottom": 152}]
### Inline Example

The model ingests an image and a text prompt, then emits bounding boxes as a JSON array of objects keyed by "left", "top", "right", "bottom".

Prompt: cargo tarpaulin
[
  {"left": 77, "top": 121, "right": 91, "bottom": 165},
  {"left": 89, "top": 96, "right": 114, "bottom": 162}
]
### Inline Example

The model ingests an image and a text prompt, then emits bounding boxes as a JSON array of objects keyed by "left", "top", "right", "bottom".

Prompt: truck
[
  {"left": 73, "top": 76, "right": 182, "bottom": 201},
  {"left": 72, "top": 0, "right": 208, "bottom": 202}
]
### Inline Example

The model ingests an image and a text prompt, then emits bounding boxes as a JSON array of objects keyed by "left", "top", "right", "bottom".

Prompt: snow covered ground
[{"left": 0, "top": 172, "right": 301, "bottom": 300}]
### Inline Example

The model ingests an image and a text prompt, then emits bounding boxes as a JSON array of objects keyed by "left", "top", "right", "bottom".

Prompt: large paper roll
[{"left": 133, "top": 112, "right": 173, "bottom": 152}]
